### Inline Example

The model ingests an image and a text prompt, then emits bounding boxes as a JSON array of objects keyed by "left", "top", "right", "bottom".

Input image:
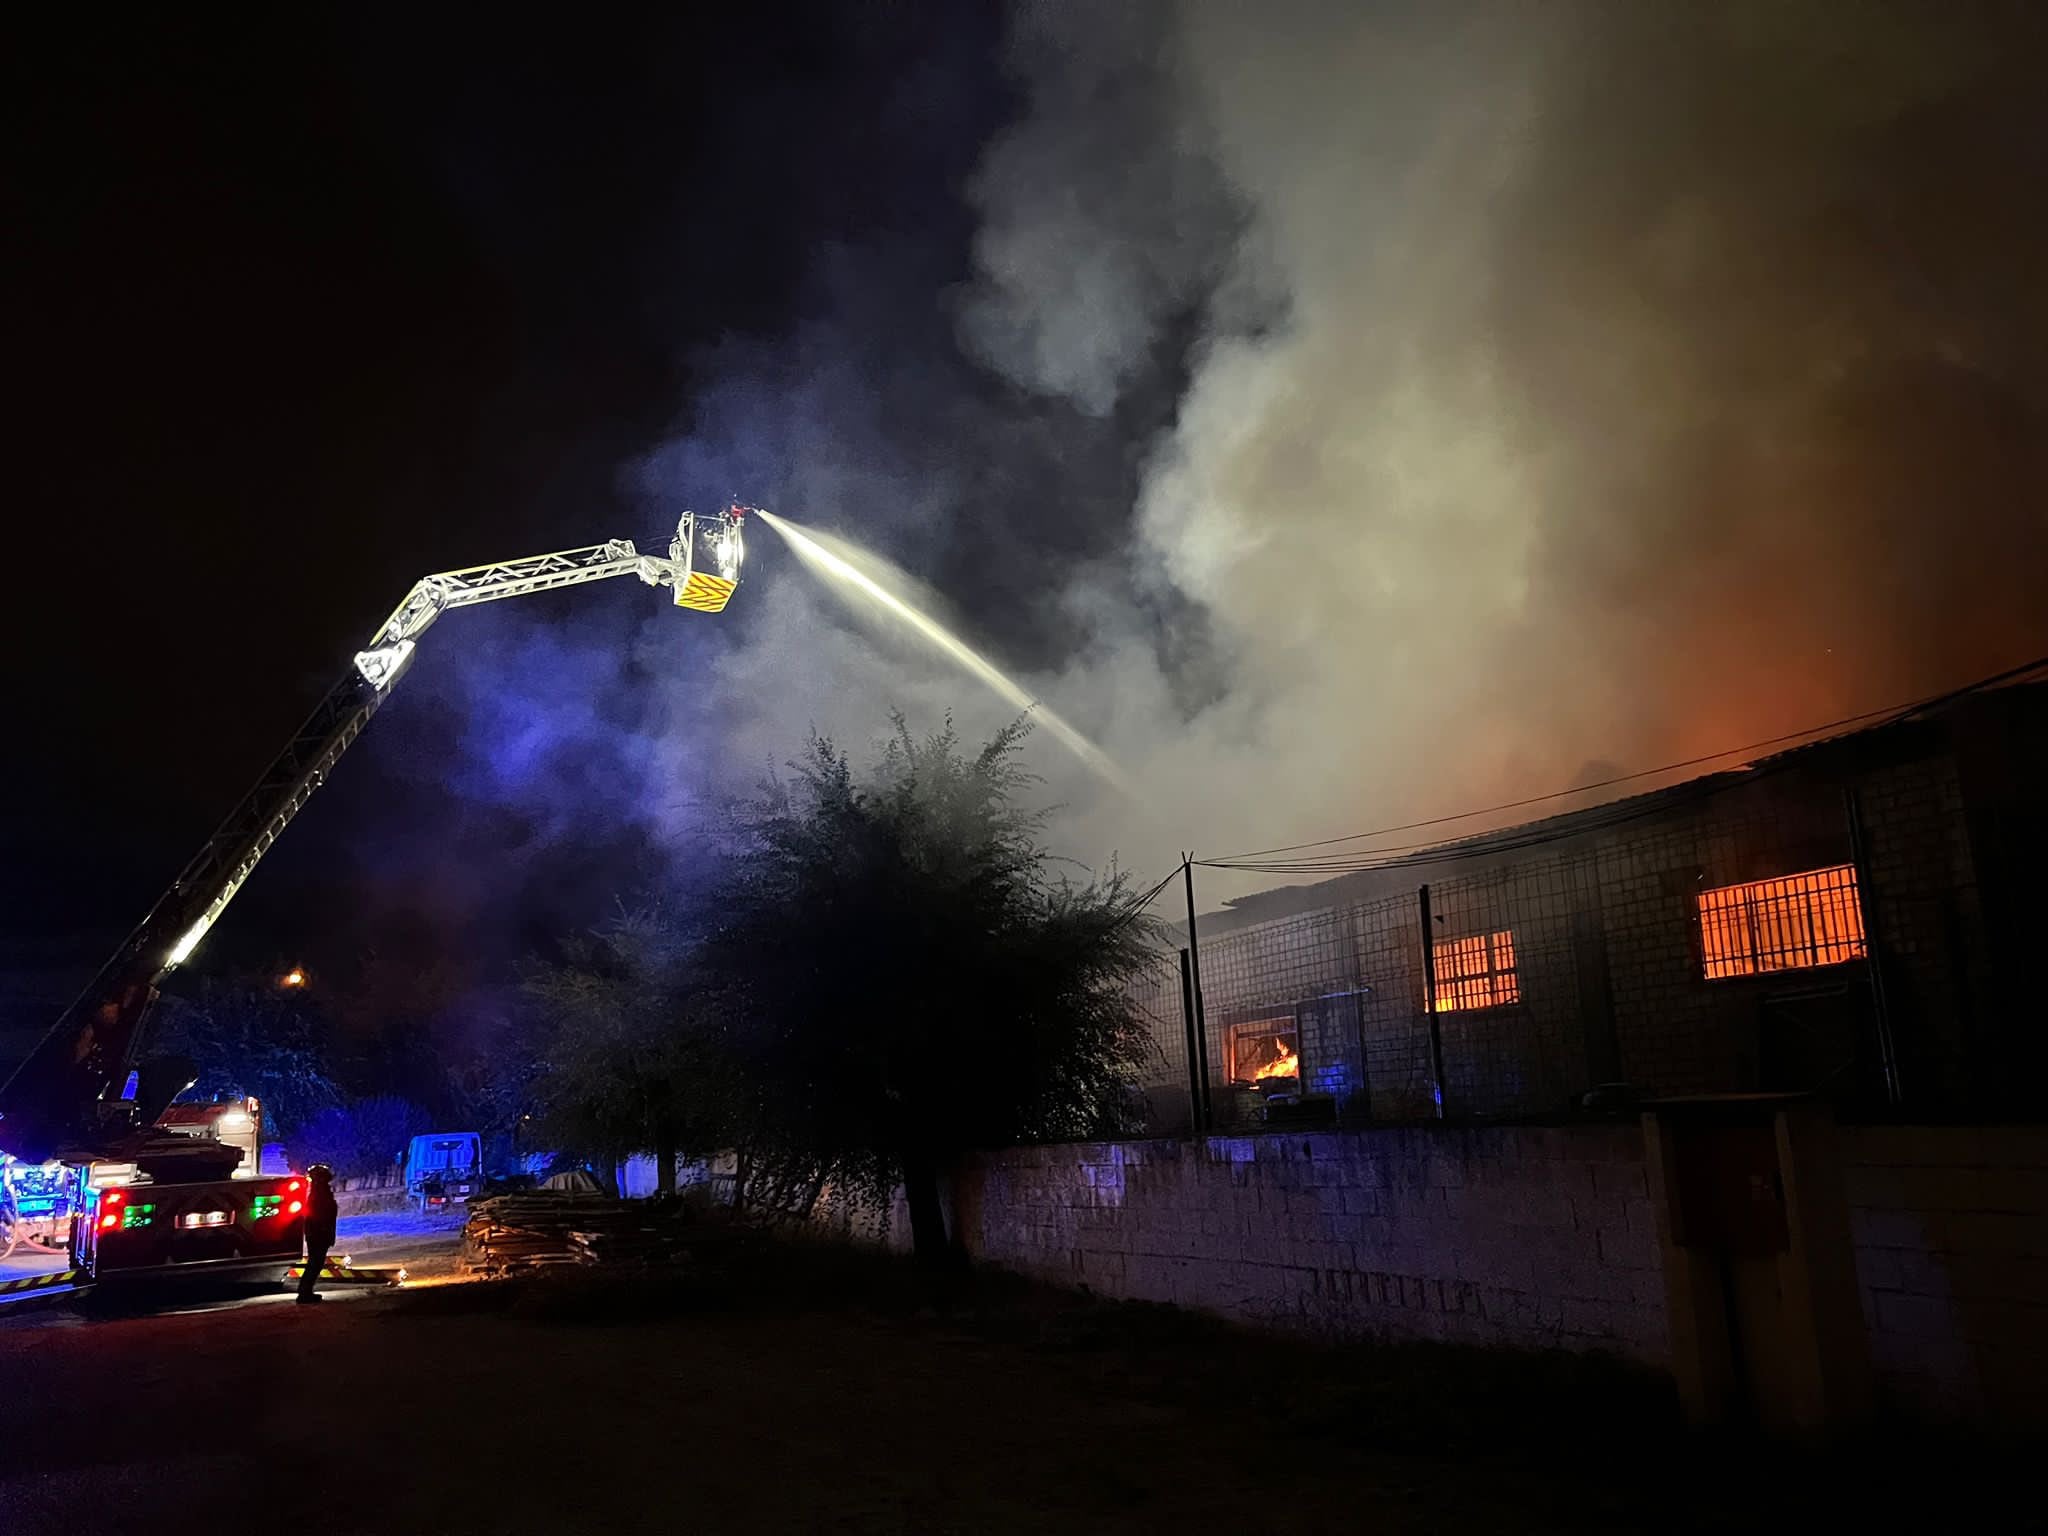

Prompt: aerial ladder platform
[{"left": 0, "top": 508, "right": 752, "bottom": 1291}]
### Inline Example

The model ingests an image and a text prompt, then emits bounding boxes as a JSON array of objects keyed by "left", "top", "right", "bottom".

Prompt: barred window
[
  {"left": 1433, "top": 930, "right": 1520, "bottom": 1012},
  {"left": 1226, "top": 1017, "right": 1300, "bottom": 1086},
  {"left": 1698, "top": 864, "right": 1866, "bottom": 979}
]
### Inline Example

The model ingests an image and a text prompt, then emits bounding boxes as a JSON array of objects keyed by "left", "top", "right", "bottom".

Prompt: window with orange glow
[
  {"left": 1697, "top": 864, "right": 1866, "bottom": 979},
  {"left": 1433, "top": 930, "right": 1519, "bottom": 1012},
  {"left": 1226, "top": 1018, "right": 1300, "bottom": 1085}
]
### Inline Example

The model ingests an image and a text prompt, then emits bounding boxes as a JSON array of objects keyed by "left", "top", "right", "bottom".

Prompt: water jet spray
[{"left": 752, "top": 508, "right": 1129, "bottom": 792}]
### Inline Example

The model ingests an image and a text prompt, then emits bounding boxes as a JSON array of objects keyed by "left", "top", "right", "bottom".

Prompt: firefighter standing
[{"left": 298, "top": 1163, "right": 339, "bottom": 1304}]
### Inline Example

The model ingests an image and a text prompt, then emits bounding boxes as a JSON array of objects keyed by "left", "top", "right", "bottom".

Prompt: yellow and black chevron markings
[
  {"left": 673, "top": 571, "right": 737, "bottom": 613},
  {"left": 0, "top": 1268, "right": 86, "bottom": 1304},
  {"left": 282, "top": 1259, "right": 406, "bottom": 1285}
]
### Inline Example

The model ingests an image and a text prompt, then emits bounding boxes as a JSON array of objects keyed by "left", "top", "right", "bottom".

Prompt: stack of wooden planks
[{"left": 460, "top": 1191, "right": 685, "bottom": 1274}]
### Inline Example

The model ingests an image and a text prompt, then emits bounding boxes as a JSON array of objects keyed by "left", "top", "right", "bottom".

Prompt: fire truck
[
  {"left": 0, "top": 511, "right": 750, "bottom": 1287},
  {"left": 154, "top": 1096, "right": 264, "bottom": 1175},
  {"left": 2, "top": 1154, "right": 77, "bottom": 1255},
  {"left": 3, "top": 1098, "right": 261, "bottom": 1257}
]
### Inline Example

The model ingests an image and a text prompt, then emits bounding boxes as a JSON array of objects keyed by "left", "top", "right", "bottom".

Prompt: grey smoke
[
  {"left": 925, "top": 1, "right": 2048, "bottom": 900},
  {"left": 956, "top": 4, "right": 1244, "bottom": 415},
  {"left": 451, "top": 0, "right": 2048, "bottom": 929}
]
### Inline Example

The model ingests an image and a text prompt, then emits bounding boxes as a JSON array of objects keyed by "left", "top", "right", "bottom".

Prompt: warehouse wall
[{"left": 1141, "top": 700, "right": 2031, "bottom": 1127}]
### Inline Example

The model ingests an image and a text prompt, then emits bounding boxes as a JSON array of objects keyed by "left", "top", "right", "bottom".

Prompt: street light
[{"left": 278, "top": 967, "right": 307, "bottom": 990}]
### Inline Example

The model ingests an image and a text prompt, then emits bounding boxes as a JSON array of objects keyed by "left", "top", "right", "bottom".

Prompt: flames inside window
[
  {"left": 1227, "top": 1018, "right": 1300, "bottom": 1089},
  {"left": 1433, "top": 930, "right": 1520, "bottom": 1012},
  {"left": 1698, "top": 864, "right": 1866, "bottom": 979}
]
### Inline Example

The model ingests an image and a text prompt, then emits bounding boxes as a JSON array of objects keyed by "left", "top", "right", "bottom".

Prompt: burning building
[{"left": 1134, "top": 668, "right": 2048, "bottom": 1132}]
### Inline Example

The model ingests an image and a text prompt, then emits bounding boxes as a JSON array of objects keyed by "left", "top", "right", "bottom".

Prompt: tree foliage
[
  {"left": 148, "top": 974, "right": 341, "bottom": 1137},
  {"left": 519, "top": 904, "right": 735, "bottom": 1196},
  {"left": 322, "top": 939, "right": 467, "bottom": 1113},
  {"left": 292, "top": 1094, "right": 430, "bottom": 1179},
  {"left": 702, "top": 717, "right": 1160, "bottom": 1260}
]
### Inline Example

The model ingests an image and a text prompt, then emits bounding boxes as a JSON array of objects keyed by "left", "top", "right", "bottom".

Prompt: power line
[
  {"left": 1200, "top": 653, "right": 2048, "bottom": 874},
  {"left": 1204, "top": 779, "right": 1720, "bottom": 875},
  {"left": 1106, "top": 864, "right": 1183, "bottom": 934}
]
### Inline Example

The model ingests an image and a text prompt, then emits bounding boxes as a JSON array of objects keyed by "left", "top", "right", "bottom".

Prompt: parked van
[{"left": 404, "top": 1131, "right": 483, "bottom": 1213}]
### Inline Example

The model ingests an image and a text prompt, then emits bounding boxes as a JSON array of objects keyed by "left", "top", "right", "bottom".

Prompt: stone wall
[
  {"left": 955, "top": 1124, "right": 1668, "bottom": 1362},
  {"left": 853, "top": 1120, "right": 2048, "bottom": 1425},
  {"left": 1841, "top": 1124, "right": 2048, "bottom": 1422}
]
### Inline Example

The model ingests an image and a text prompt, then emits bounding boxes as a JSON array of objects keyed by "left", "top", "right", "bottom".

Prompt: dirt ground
[{"left": 0, "top": 1234, "right": 2034, "bottom": 1535}]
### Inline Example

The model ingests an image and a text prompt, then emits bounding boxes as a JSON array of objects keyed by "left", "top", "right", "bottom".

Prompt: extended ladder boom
[{"left": 0, "top": 509, "right": 751, "bottom": 1164}]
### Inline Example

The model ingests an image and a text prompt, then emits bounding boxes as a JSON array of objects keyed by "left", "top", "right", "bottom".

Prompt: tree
[
  {"left": 148, "top": 973, "right": 342, "bottom": 1137},
  {"left": 705, "top": 717, "right": 1160, "bottom": 1265},
  {"left": 293, "top": 1094, "right": 430, "bottom": 1179},
  {"left": 520, "top": 904, "right": 734, "bottom": 1197},
  {"left": 323, "top": 935, "right": 467, "bottom": 1114}
]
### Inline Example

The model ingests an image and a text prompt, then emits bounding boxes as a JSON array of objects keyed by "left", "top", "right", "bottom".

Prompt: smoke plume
[
  {"left": 403, "top": 1, "right": 2048, "bottom": 926},
  {"left": 937, "top": 1, "right": 2048, "bottom": 897}
]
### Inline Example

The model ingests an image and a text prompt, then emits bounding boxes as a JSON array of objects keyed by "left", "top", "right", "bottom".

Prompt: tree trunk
[
  {"left": 731, "top": 1145, "right": 752, "bottom": 1216},
  {"left": 654, "top": 1125, "right": 677, "bottom": 1197},
  {"left": 899, "top": 1148, "right": 953, "bottom": 1268}
]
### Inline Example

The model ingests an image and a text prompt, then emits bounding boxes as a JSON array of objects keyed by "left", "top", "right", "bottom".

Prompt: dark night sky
[{"left": 4, "top": 8, "right": 1042, "bottom": 989}]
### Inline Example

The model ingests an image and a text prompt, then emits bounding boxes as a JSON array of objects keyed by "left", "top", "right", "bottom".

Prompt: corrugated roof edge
[{"left": 1185, "top": 667, "right": 2048, "bottom": 939}]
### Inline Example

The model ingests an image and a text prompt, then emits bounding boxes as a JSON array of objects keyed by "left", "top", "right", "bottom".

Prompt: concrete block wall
[
  {"left": 1853, "top": 753, "right": 1988, "bottom": 1101},
  {"left": 795, "top": 1120, "right": 2046, "bottom": 1423},
  {"left": 1583, "top": 775, "right": 1868, "bottom": 1098},
  {"left": 1842, "top": 1125, "right": 2048, "bottom": 1422},
  {"left": 956, "top": 1124, "right": 1669, "bottom": 1362},
  {"left": 1425, "top": 863, "right": 1594, "bottom": 1116},
  {"left": 1295, "top": 991, "right": 1367, "bottom": 1106}
]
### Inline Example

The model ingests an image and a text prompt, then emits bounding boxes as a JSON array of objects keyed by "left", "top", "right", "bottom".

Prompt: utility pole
[
  {"left": 1182, "top": 855, "right": 1213, "bottom": 1133},
  {"left": 1419, "top": 883, "right": 1447, "bottom": 1120},
  {"left": 1179, "top": 949, "right": 1203, "bottom": 1135},
  {"left": 1844, "top": 788, "right": 1903, "bottom": 1106}
]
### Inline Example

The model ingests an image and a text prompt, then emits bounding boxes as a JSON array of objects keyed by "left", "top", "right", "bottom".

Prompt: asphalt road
[
  {"left": 0, "top": 1229, "right": 2030, "bottom": 1535},
  {"left": 0, "top": 1208, "right": 466, "bottom": 1323}
]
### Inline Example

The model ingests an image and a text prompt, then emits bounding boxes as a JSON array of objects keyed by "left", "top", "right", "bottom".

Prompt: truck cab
[
  {"left": 405, "top": 1131, "right": 482, "bottom": 1213},
  {"left": 154, "top": 1095, "right": 263, "bottom": 1176}
]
